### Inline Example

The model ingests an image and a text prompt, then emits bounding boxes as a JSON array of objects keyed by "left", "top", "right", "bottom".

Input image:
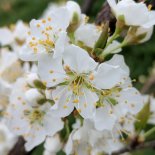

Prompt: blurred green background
[{"left": 0, "top": 0, "right": 155, "bottom": 154}]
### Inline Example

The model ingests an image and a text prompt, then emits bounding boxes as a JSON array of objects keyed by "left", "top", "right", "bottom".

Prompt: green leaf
[
  {"left": 135, "top": 101, "right": 151, "bottom": 131},
  {"left": 31, "top": 143, "right": 44, "bottom": 155}
]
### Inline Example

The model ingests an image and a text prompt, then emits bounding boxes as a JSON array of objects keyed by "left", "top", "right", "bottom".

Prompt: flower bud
[
  {"left": 26, "top": 73, "right": 39, "bottom": 87},
  {"left": 25, "top": 88, "right": 44, "bottom": 105}
]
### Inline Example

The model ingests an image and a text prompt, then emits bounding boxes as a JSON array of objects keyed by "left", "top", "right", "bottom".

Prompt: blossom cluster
[{"left": 0, "top": 0, "right": 155, "bottom": 155}]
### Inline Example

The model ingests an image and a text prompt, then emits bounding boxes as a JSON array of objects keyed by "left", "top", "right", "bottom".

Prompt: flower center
[{"left": 24, "top": 109, "right": 45, "bottom": 124}]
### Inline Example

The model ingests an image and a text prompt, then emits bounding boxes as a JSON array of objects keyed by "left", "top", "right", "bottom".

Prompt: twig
[
  {"left": 108, "top": 140, "right": 155, "bottom": 155},
  {"left": 81, "top": 0, "right": 96, "bottom": 14},
  {"left": 8, "top": 137, "right": 28, "bottom": 155},
  {"left": 141, "top": 74, "right": 155, "bottom": 94}
]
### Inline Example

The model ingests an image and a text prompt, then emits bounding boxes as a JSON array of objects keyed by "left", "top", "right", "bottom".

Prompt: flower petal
[
  {"left": 63, "top": 45, "right": 98, "bottom": 73},
  {"left": 38, "top": 53, "right": 67, "bottom": 87}
]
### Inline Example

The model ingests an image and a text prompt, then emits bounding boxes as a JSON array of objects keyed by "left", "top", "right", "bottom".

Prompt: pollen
[{"left": 73, "top": 99, "right": 79, "bottom": 104}]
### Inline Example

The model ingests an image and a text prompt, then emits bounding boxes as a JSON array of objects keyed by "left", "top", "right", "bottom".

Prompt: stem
[
  {"left": 99, "top": 40, "right": 127, "bottom": 61},
  {"left": 144, "top": 126, "right": 155, "bottom": 139},
  {"left": 105, "top": 30, "right": 120, "bottom": 48}
]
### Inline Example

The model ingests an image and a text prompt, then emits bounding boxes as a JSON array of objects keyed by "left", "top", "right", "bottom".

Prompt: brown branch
[
  {"left": 107, "top": 140, "right": 155, "bottom": 155},
  {"left": 81, "top": 0, "right": 96, "bottom": 14},
  {"left": 8, "top": 137, "right": 28, "bottom": 155},
  {"left": 141, "top": 74, "right": 155, "bottom": 95}
]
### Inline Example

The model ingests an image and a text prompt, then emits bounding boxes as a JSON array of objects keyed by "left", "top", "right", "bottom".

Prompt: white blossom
[
  {"left": 5, "top": 77, "right": 64, "bottom": 151},
  {"left": 107, "top": 0, "right": 155, "bottom": 28}
]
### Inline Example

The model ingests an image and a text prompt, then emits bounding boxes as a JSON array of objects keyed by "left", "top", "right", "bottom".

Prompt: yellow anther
[
  {"left": 73, "top": 99, "right": 79, "bottom": 104},
  {"left": 89, "top": 73, "right": 94, "bottom": 81},
  {"left": 77, "top": 109, "right": 81, "bottom": 113},
  {"left": 63, "top": 105, "right": 68, "bottom": 109},
  {"left": 32, "top": 37, "right": 36, "bottom": 40},
  {"left": 42, "top": 19, "right": 46, "bottom": 23},
  {"left": 49, "top": 70, "right": 54, "bottom": 74},
  {"left": 84, "top": 103, "right": 87, "bottom": 108},
  {"left": 52, "top": 78, "right": 56, "bottom": 82},
  {"left": 33, "top": 48, "right": 38, "bottom": 53},
  {"left": 37, "top": 24, "right": 41, "bottom": 28},
  {"left": 148, "top": 4, "right": 152, "bottom": 11},
  {"left": 48, "top": 17, "right": 52, "bottom": 21},
  {"left": 27, "top": 31, "right": 31, "bottom": 35},
  {"left": 64, "top": 65, "right": 71, "bottom": 71},
  {"left": 54, "top": 97, "right": 59, "bottom": 101}
]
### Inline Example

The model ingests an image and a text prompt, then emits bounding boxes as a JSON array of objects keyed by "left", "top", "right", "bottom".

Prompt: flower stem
[{"left": 144, "top": 126, "right": 155, "bottom": 139}]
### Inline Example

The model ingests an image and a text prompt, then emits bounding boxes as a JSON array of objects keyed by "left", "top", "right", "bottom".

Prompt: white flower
[
  {"left": 135, "top": 26, "right": 153, "bottom": 43},
  {"left": 65, "top": 120, "right": 123, "bottom": 155},
  {"left": 13, "top": 20, "right": 29, "bottom": 42},
  {"left": 5, "top": 77, "right": 64, "bottom": 151},
  {"left": 0, "top": 79, "right": 11, "bottom": 111},
  {"left": 92, "top": 55, "right": 143, "bottom": 133},
  {"left": 38, "top": 45, "right": 125, "bottom": 119},
  {"left": 19, "top": 8, "right": 70, "bottom": 61},
  {"left": 0, "top": 28, "right": 14, "bottom": 46},
  {"left": 0, "top": 49, "right": 23, "bottom": 83},
  {"left": 102, "top": 40, "right": 122, "bottom": 56},
  {"left": 66, "top": 1, "right": 82, "bottom": 22},
  {"left": 43, "top": 134, "right": 62, "bottom": 155},
  {"left": 0, "top": 122, "right": 17, "bottom": 155},
  {"left": 108, "top": 0, "right": 155, "bottom": 28},
  {"left": 75, "top": 23, "right": 102, "bottom": 48}
]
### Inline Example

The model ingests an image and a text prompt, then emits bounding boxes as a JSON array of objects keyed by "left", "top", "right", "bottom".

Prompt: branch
[
  {"left": 141, "top": 74, "right": 155, "bottom": 95},
  {"left": 81, "top": 0, "right": 96, "bottom": 14},
  {"left": 8, "top": 137, "right": 28, "bottom": 155},
  {"left": 108, "top": 140, "right": 155, "bottom": 155}
]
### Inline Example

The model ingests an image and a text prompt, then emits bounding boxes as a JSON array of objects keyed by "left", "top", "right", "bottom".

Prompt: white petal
[
  {"left": 143, "top": 11, "right": 155, "bottom": 28},
  {"left": 63, "top": 45, "right": 98, "bottom": 73},
  {"left": 93, "top": 63, "right": 124, "bottom": 89},
  {"left": 136, "top": 26, "right": 154, "bottom": 43},
  {"left": 103, "top": 40, "right": 122, "bottom": 55},
  {"left": 51, "top": 86, "right": 74, "bottom": 117},
  {"left": 74, "top": 88, "right": 98, "bottom": 119},
  {"left": 19, "top": 45, "right": 39, "bottom": 61},
  {"left": 53, "top": 31, "right": 68, "bottom": 58},
  {"left": 118, "top": 87, "right": 143, "bottom": 114},
  {"left": 106, "top": 54, "right": 129, "bottom": 76},
  {"left": 49, "top": 7, "right": 70, "bottom": 30},
  {"left": 93, "top": 105, "right": 116, "bottom": 131},
  {"left": 25, "top": 125, "right": 46, "bottom": 151},
  {"left": 116, "top": 0, "right": 149, "bottom": 26},
  {"left": 44, "top": 112, "right": 64, "bottom": 136},
  {"left": 75, "top": 24, "right": 101, "bottom": 48},
  {"left": 0, "top": 28, "right": 14, "bottom": 45},
  {"left": 38, "top": 53, "right": 67, "bottom": 87}
]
